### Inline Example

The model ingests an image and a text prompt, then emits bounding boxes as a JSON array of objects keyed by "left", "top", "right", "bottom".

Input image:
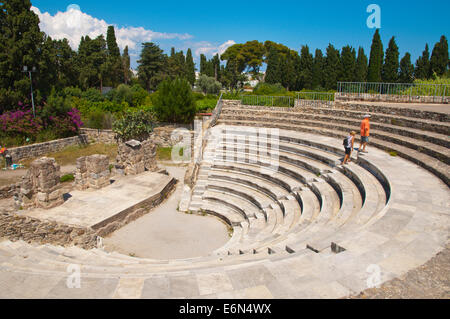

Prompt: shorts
[
  {"left": 361, "top": 136, "right": 369, "bottom": 143},
  {"left": 345, "top": 147, "right": 352, "bottom": 155}
]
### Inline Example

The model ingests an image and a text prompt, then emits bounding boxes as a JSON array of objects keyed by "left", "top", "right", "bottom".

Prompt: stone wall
[
  {"left": 0, "top": 183, "right": 19, "bottom": 200},
  {"left": 8, "top": 135, "right": 88, "bottom": 162},
  {"left": 336, "top": 93, "right": 449, "bottom": 105},
  {"left": 0, "top": 212, "right": 98, "bottom": 249},
  {"left": 81, "top": 124, "right": 193, "bottom": 147},
  {"left": 75, "top": 155, "right": 111, "bottom": 190},
  {"left": 0, "top": 173, "right": 177, "bottom": 249},
  {"left": 17, "top": 157, "right": 64, "bottom": 210},
  {"left": 115, "top": 140, "right": 158, "bottom": 176},
  {"left": 80, "top": 128, "right": 116, "bottom": 144}
]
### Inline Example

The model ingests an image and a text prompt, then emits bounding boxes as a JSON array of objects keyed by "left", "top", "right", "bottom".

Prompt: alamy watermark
[{"left": 366, "top": 4, "right": 381, "bottom": 29}]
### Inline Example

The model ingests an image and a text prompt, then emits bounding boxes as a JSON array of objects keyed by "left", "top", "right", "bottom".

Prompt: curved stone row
[
  {"left": 0, "top": 116, "right": 448, "bottom": 298},
  {"left": 219, "top": 102, "right": 450, "bottom": 187}
]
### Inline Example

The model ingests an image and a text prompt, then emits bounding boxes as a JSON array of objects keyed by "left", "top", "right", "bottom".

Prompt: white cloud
[
  {"left": 193, "top": 40, "right": 236, "bottom": 57},
  {"left": 31, "top": 6, "right": 193, "bottom": 51}
]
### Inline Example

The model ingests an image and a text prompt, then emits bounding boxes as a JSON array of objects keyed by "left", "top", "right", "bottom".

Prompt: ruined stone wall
[
  {"left": 75, "top": 155, "right": 111, "bottom": 190},
  {"left": 0, "top": 183, "right": 19, "bottom": 200},
  {"left": 115, "top": 140, "right": 158, "bottom": 176},
  {"left": 81, "top": 124, "right": 193, "bottom": 147},
  {"left": 18, "top": 157, "right": 64, "bottom": 210},
  {"left": 8, "top": 135, "right": 88, "bottom": 162}
]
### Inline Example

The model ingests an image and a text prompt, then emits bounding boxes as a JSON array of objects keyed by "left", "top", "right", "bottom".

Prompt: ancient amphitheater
[{"left": 0, "top": 99, "right": 449, "bottom": 299}]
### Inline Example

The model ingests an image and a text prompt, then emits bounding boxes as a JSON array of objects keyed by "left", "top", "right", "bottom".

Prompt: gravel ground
[{"left": 351, "top": 243, "right": 450, "bottom": 299}]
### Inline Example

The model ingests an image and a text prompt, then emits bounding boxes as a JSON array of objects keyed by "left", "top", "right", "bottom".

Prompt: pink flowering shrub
[{"left": 0, "top": 105, "right": 84, "bottom": 147}]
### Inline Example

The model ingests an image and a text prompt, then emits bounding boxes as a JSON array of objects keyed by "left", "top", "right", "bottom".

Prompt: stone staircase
[
  {"left": 0, "top": 100, "right": 449, "bottom": 299},
  {"left": 218, "top": 102, "right": 450, "bottom": 187}
]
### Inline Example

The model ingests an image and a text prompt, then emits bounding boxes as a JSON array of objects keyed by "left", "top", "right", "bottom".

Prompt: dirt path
[{"left": 103, "top": 166, "right": 230, "bottom": 260}]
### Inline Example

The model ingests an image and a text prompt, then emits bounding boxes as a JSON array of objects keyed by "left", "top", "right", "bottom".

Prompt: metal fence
[
  {"left": 296, "top": 92, "right": 335, "bottom": 107},
  {"left": 337, "top": 82, "right": 450, "bottom": 103},
  {"left": 241, "top": 95, "right": 295, "bottom": 107}
]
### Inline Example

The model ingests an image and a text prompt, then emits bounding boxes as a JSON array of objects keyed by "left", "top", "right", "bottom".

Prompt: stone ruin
[
  {"left": 75, "top": 154, "right": 111, "bottom": 190},
  {"left": 115, "top": 139, "right": 157, "bottom": 176},
  {"left": 17, "top": 157, "right": 64, "bottom": 209}
]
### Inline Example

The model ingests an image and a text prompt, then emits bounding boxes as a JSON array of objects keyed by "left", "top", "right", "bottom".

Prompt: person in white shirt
[{"left": 342, "top": 131, "right": 356, "bottom": 165}]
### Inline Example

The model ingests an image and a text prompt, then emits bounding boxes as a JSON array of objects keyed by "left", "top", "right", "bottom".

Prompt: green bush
[
  {"left": 60, "top": 174, "right": 75, "bottom": 183},
  {"left": 112, "top": 109, "right": 156, "bottom": 141},
  {"left": 152, "top": 77, "right": 196, "bottom": 124},
  {"left": 253, "top": 83, "right": 286, "bottom": 95},
  {"left": 196, "top": 75, "right": 222, "bottom": 94},
  {"left": 196, "top": 98, "right": 218, "bottom": 113}
]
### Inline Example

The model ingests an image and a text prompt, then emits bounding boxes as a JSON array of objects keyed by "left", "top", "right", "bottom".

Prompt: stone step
[
  {"left": 219, "top": 115, "right": 450, "bottom": 165},
  {"left": 221, "top": 107, "right": 450, "bottom": 147},
  {"left": 217, "top": 119, "right": 450, "bottom": 187}
]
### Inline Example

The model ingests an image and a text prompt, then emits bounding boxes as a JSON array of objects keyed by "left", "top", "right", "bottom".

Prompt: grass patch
[
  {"left": 156, "top": 147, "right": 173, "bottom": 161},
  {"left": 388, "top": 150, "right": 398, "bottom": 157},
  {"left": 60, "top": 174, "right": 75, "bottom": 183},
  {"left": 19, "top": 143, "right": 118, "bottom": 167},
  {"left": 157, "top": 147, "right": 185, "bottom": 162}
]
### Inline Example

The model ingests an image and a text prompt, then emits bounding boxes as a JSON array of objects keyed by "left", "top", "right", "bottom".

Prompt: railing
[
  {"left": 241, "top": 95, "right": 295, "bottom": 107},
  {"left": 337, "top": 82, "right": 450, "bottom": 103},
  {"left": 209, "top": 93, "right": 224, "bottom": 128},
  {"left": 297, "top": 92, "right": 335, "bottom": 107}
]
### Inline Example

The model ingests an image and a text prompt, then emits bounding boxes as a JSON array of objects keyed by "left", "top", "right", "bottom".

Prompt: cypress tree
[
  {"left": 185, "top": 48, "right": 196, "bottom": 86},
  {"left": 212, "top": 54, "right": 221, "bottom": 81},
  {"left": 106, "top": 26, "right": 120, "bottom": 57},
  {"left": 323, "top": 44, "right": 341, "bottom": 90},
  {"left": 200, "top": 54, "right": 207, "bottom": 75},
  {"left": 312, "top": 49, "right": 324, "bottom": 89},
  {"left": 414, "top": 44, "right": 431, "bottom": 80},
  {"left": 382, "top": 37, "right": 400, "bottom": 83},
  {"left": 340, "top": 45, "right": 356, "bottom": 82},
  {"left": 398, "top": 53, "right": 414, "bottom": 83},
  {"left": 298, "top": 45, "right": 314, "bottom": 90},
  {"left": 265, "top": 47, "right": 281, "bottom": 85},
  {"left": 355, "top": 47, "right": 368, "bottom": 82},
  {"left": 367, "top": 29, "right": 384, "bottom": 82},
  {"left": 122, "top": 46, "right": 131, "bottom": 85},
  {"left": 430, "top": 35, "right": 449, "bottom": 77}
]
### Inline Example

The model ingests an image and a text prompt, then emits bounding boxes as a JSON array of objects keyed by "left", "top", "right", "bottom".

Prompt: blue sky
[{"left": 31, "top": 0, "right": 450, "bottom": 69}]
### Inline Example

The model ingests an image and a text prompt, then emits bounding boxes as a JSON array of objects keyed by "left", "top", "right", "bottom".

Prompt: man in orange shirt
[{"left": 359, "top": 115, "right": 371, "bottom": 153}]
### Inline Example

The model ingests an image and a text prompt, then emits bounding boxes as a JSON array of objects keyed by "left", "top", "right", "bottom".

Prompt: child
[{"left": 342, "top": 131, "right": 356, "bottom": 165}]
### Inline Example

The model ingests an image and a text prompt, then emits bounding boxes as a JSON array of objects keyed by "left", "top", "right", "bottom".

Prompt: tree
[
  {"left": 355, "top": 47, "right": 368, "bottom": 82},
  {"left": 211, "top": 54, "right": 221, "bottom": 81},
  {"left": 265, "top": 47, "right": 282, "bottom": 85},
  {"left": 414, "top": 44, "right": 431, "bottom": 80},
  {"left": 240, "top": 40, "right": 265, "bottom": 75},
  {"left": 77, "top": 35, "right": 108, "bottom": 90},
  {"left": 323, "top": 44, "right": 341, "bottom": 90},
  {"left": 398, "top": 53, "right": 414, "bottom": 83},
  {"left": 168, "top": 48, "right": 188, "bottom": 79},
  {"left": 122, "top": 46, "right": 131, "bottom": 85},
  {"left": 340, "top": 45, "right": 356, "bottom": 82},
  {"left": 221, "top": 44, "right": 247, "bottom": 89},
  {"left": 196, "top": 75, "right": 222, "bottom": 94},
  {"left": 312, "top": 49, "right": 325, "bottom": 89},
  {"left": 298, "top": 45, "right": 314, "bottom": 90},
  {"left": 430, "top": 35, "right": 449, "bottom": 77},
  {"left": 152, "top": 77, "right": 196, "bottom": 124},
  {"left": 137, "top": 42, "right": 167, "bottom": 91},
  {"left": 382, "top": 37, "right": 400, "bottom": 83},
  {"left": 185, "top": 48, "right": 196, "bottom": 86},
  {"left": 367, "top": 29, "right": 384, "bottom": 82},
  {"left": 0, "top": 0, "right": 44, "bottom": 110},
  {"left": 105, "top": 26, "right": 122, "bottom": 86}
]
